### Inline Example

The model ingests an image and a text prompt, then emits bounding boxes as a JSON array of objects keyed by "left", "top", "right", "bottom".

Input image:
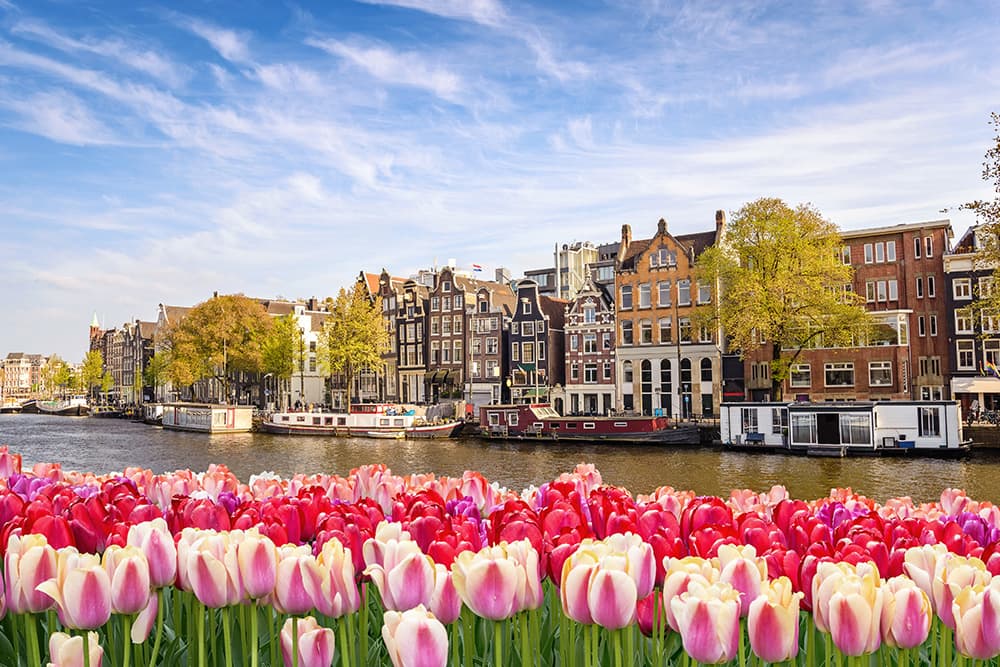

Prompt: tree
[
  {"left": 261, "top": 313, "right": 304, "bottom": 409},
  {"left": 164, "top": 294, "right": 273, "bottom": 402},
  {"left": 46, "top": 356, "right": 70, "bottom": 398},
  {"left": 318, "top": 284, "right": 388, "bottom": 407},
  {"left": 81, "top": 350, "right": 104, "bottom": 401},
  {"left": 962, "top": 113, "right": 1000, "bottom": 310},
  {"left": 101, "top": 371, "right": 114, "bottom": 402},
  {"left": 696, "top": 197, "right": 872, "bottom": 400},
  {"left": 143, "top": 353, "right": 170, "bottom": 402}
]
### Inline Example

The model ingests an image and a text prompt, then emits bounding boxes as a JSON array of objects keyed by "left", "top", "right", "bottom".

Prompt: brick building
[
  {"left": 507, "top": 279, "right": 566, "bottom": 406},
  {"left": 396, "top": 280, "right": 429, "bottom": 403},
  {"left": 564, "top": 274, "right": 616, "bottom": 415}
]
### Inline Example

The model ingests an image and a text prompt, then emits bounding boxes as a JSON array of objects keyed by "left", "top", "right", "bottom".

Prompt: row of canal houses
[{"left": 356, "top": 214, "right": 1000, "bottom": 418}]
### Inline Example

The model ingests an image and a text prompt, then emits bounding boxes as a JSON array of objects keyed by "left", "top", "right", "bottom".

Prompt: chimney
[
  {"left": 715, "top": 210, "right": 726, "bottom": 239},
  {"left": 619, "top": 224, "right": 632, "bottom": 259},
  {"left": 657, "top": 218, "right": 667, "bottom": 235}
]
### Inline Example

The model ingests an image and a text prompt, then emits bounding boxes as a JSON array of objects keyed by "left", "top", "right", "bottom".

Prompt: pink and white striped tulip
[
  {"left": 507, "top": 538, "right": 545, "bottom": 612},
  {"left": 717, "top": 544, "right": 768, "bottom": 617},
  {"left": 131, "top": 592, "right": 159, "bottom": 644},
  {"left": 953, "top": 577, "right": 1000, "bottom": 660},
  {"left": 902, "top": 544, "right": 949, "bottom": 609},
  {"left": 273, "top": 545, "right": 323, "bottom": 615},
  {"left": 364, "top": 538, "right": 435, "bottom": 612},
  {"left": 37, "top": 550, "right": 112, "bottom": 630},
  {"left": 316, "top": 538, "right": 361, "bottom": 618},
  {"left": 603, "top": 533, "right": 656, "bottom": 601},
  {"left": 670, "top": 580, "right": 741, "bottom": 664},
  {"left": 102, "top": 545, "right": 152, "bottom": 615},
  {"left": 881, "top": 576, "right": 932, "bottom": 649},
  {"left": 236, "top": 528, "right": 278, "bottom": 600},
  {"left": 382, "top": 605, "right": 449, "bottom": 667},
  {"left": 363, "top": 521, "right": 412, "bottom": 570},
  {"left": 933, "top": 555, "right": 990, "bottom": 630},
  {"left": 48, "top": 631, "right": 104, "bottom": 667},
  {"left": 748, "top": 576, "right": 802, "bottom": 663},
  {"left": 429, "top": 563, "right": 462, "bottom": 624},
  {"left": 452, "top": 543, "right": 526, "bottom": 621},
  {"left": 662, "top": 557, "right": 718, "bottom": 632},
  {"left": 126, "top": 518, "right": 177, "bottom": 589},
  {"left": 280, "top": 616, "right": 336, "bottom": 667},
  {"left": 824, "top": 562, "right": 885, "bottom": 657},
  {"left": 5, "top": 533, "right": 58, "bottom": 614},
  {"left": 186, "top": 532, "right": 241, "bottom": 608}
]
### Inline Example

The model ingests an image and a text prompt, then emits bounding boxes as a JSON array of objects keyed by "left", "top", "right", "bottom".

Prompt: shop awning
[
  {"left": 424, "top": 370, "right": 442, "bottom": 382},
  {"left": 951, "top": 377, "right": 1000, "bottom": 394},
  {"left": 518, "top": 363, "right": 536, "bottom": 372},
  {"left": 522, "top": 387, "right": 548, "bottom": 398}
]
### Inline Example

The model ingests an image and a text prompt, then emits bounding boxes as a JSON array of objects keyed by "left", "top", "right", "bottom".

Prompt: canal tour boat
[
  {"left": 719, "top": 401, "right": 971, "bottom": 457},
  {"left": 161, "top": 403, "right": 254, "bottom": 433},
  {"left": 260, "top": 403, "right": 464, "bottom": 439},
  {"left": 478, "top": 403, "right": 701, "bottom": 444},
  {"left": 37, "top": 395, "right": 90, "bottom": 417}
]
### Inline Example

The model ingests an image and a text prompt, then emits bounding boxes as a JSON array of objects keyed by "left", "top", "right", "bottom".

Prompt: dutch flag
[{"left": 472, "top": 264, "right": 483, "bottom": 272}]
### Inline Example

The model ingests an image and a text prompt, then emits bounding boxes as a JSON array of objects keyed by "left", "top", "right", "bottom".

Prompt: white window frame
[
  {"left": 868, "top": 361, "right": 892, "bottom": 387},
  {"left": 864, "top": 243, "right": 874, "bottom": 264},
  {"left": 886, "top": 241, "right": 896, "bottom": 261},
  {"left": 956, "top": 309, "right": 974, "bottom": 334},
  {"left": 957, "top": 340, "right": 975, "bottom": 370},
  {"left": 789, "top": 364, "right": 811, "bottom": 388},
  {"left": 954, "top": 278, "right": 972, "bottom": 300},
  {"left": 824, "top": 362, "right": 855, "bottom": 387}
]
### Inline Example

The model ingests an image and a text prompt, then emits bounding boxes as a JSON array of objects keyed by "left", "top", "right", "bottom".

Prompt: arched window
[
  {"left": 660, "top": 359, "right": 672, "bottom": 416},
  {"left": 641, "top": 360, "right": 653, "bottom": 415},
  {"left": 701, "top": 358, "right": 713, "bottom": 382}
]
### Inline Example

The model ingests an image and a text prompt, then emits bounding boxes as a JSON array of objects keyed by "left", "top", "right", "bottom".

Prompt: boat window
[
  {"left": 325, "top": 418, "right": 333, "bottom": 425},
  {"left": 394, "top": 419, "right": 405, "bottom": 426},
  {"left": 312, "top": 417, "right": 321, "bottom": 425},
  {"left": 614, "top": 422, "right": 628, "bottom": 427},
  {"left": 488, "top": 412, "right": 500, "bottom": 426},
  {"left": 839, "top": 414, "right": 871, "bottom": 444},
  {"left": 919, "top": 407, "right": 941, "bottom": 436},
  {"left": 549, "top": 423, "right": 560, "bottom": 429},
  {"left": 281, "top": 415, "right": 289, "bottom": 422},
  {"left": 741, "top": 408, "right": 759, "bottom": 433},
  {"left": 583, "top": 422, "right": 596, "bottom": 430},
  {"left": 791, "top": 414, "right": 817, "bottom": 444},
  {"left": 533, "top": 422, "right": 544, "bottom": 429},
  {"left": 380, "top": 418, "right": 390, "bottom": 426},
  {"left": 338, "top": 417, "right": 347, "bottom": 426},
  {"left": 297, "top": 416, "right": 306, "bottom": 422},
  {"left": 508, "top": 413, "right": 519, "bottom": 426},
  {"left": 566, "top": 422, "right": 578, "bottom": 429},
  {"left": 771, "top": 408, "right": 788, "bottom": 434}
]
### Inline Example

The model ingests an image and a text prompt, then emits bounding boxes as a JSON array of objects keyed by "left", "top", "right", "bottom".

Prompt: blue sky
[{"left": 1, "top": 0, "right": 998, "bottom": 361}]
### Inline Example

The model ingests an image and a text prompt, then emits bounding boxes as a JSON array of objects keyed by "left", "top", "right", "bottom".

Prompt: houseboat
[
  {"left": 161, "top": 403, "right": 254, "bottom": 433},
  {"left": 260, "top": 403, "right": 463, "bottom": 439},
  {"left": 0, "top": 399, "right": 21, "bottom": 414},
  {"left": 142, "top": 403, "right": 165, "bottom": 426},
  {"left": 478, "top": 403, "right": 701, "bottom": 444},
  {"left": 37, "top": 396, "right": 89, "bottom": 417},
  {"left": 719, "top": 401, "right": 971, "bottom": 457}
]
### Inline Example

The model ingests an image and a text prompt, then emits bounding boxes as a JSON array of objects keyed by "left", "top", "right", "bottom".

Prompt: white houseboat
[
  {"left": 161, "top": 403, "right": 254, "bottom": 433},
  {"left": 260, "top": 403, "right": 463, "bottom": 439},
  {"left": 719, "top": 401, "right": 971, "bottom": 457}
]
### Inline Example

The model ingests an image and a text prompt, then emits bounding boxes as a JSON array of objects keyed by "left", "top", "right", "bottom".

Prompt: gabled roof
[
  {"left": 539, "top": 295, "right": 568, "bottom": 328},
  {"left": 138, "top": 321, "right": 157, "bottom": 339}
]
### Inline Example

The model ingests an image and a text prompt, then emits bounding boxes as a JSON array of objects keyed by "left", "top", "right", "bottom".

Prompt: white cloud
[
  {"left": 307, "top": 37, "right": 464, "bottom": 104},
  {"left": 353, "top": 0, "right": 507, "bottom": 27},
  {"left": 180, "top": 17, "right": 251, "bottom": 63},
  {"left": 0, "top": 89, "right": 121, "bottom": 145}
]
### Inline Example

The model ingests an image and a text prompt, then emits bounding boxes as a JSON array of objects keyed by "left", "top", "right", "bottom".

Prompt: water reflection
[{"left": 1, "top": 414, "right": 998, "bottom": 502}]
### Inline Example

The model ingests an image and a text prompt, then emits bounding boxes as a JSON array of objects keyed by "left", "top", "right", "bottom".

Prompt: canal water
[{"left": 1, "top": 414, "right": 998, "bottom": 503}]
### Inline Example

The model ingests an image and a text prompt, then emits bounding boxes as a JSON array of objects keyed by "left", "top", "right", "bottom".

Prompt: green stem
[
  {"left": 292, "top": 616, "right": 300, "bottom": 667},
  {"left": 83, "top": 630, "right": 92, "bottom": 667},
  {"left": 123, "top": 615, "right": 133, "bottom": 667},
  {"left": 338, "top": 616, "right": 350, "bottom": 667},
  {"left": 612, "top": 629, "right": 623, "bottom": 667},
  {"left": 451, "top": 623, "right": 460, "bottom": 667},
  {"left": 222, "top": 607, "right": 233, "bottom": 667},
  {"left": 268, "top": 609, "right": 278, "bottom": 667},
  {"left": 360, "top": 584, "right": 370, "bottom": 667},
  {"left": 25, "top": 614, "right": 41, "bottom": 667},
  {"left": 495, "top": 619, "right": 504, "bottom": 667},
  {"left": 249, "top": 603, "right": 259, "bottom": 667},
  {"left": 521, "top": 613, "right": 530, "bottom": 667},
  {"left": 148, "top": 593, "right": 165, "bottom": 667},
  {"left": 739, "top": 618, "right": 747, "bottom": 667},
  {"left": 197, "top": 602, "right": 206, "bottom": 667},
  {"left": 462, "top": 609, "right": 474, "bottom": 667}
]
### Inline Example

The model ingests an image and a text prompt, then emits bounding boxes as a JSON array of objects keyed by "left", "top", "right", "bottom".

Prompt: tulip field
[{"left": 2, "top": 445, "right": 1000, "bottom": 666}]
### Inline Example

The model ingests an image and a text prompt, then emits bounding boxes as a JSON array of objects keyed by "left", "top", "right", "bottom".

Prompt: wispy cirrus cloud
[
  {"left": 0, "top": 89, "right": 121, "bottom": 145},
  {"left": 176, "top": 16, "right": 251, "bottom": 63},
  {"left": 353, "top": 0, "right": 507, "bottom": 27}
]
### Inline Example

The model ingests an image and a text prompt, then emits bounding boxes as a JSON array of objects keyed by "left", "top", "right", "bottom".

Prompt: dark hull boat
[{"left": 478, "top": 403, "right": 700, "bottom": 444}]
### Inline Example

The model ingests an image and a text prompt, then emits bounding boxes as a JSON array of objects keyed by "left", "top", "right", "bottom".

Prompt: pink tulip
[
  {"left": 429, "top": 563, "right": 462, "bottom": 624},
  {"left": 587, "top": 565, "right": 638, "bottom": 630},
  {"left": 280, "top": 616, "right": 336, "bottom": 667},
  {"left": 237, "top": 529, "right": 278, "bottom": 600},
  {"left": 36, "top": 550, "right": 112, "bottom": 630},
  {"left": 561, "top": 547, "right": 599, "bottom": 625},
  {"left": 48, "top": 631, "right": 104, "bottom": 667},
  {"left": 126, "top": 518, "right": 177, "bottom": 588},
  {"left": 953, "top": 578, "right": 1000, "bottom": 660},
  {"left": 902, "top": 544, "right": 949, "bottom": 607},
  {"left": 186, "top": 533, "right": 240, "bottom": 608},
  {"left": 363, "top": 538, "right": 435, "bottom": 612},
  {"left": 0, "top": 445, "right": 22, "bottom": 477},
  {"left": 506, "top": 539, "right": 544, "bottom": 612},
  {"left": 316, "top": 538, "right": 361, "bottom": 618},
  {"left": 717, "top": 544, "right": 767, "bottom": 617},
  {"left": 824, "top": 563, "right": 884, "bottom": 657},
  {"left": 748, "top": 576, "right": 802, "bottom": 663},
  {"left": 452, "top": 544, "right": 525, "bottom": 621},
  {"left": 273, "top": 546, "right": 323, "bottom": 615},
  {"left": 881, "top": 576, "right": 931, "bottom": 649},
  {"left": 670, "top": 580, "right": 741, "bottom": 664},
  {"left": 662, "top": 557, "right": 717, "bottom": 631},
  {"left": 932, "top": 555, "right": 990, "bottom": 630},
  {"left": 131, "top": 591, "right": 159, "bottom": 644},
  {"left": 5, "top": 533, "right": 58, "bottom": 614},
  {"left": 102, "top": 545, "right": 152, "bottom": 615},
  {"left": 603, "top": 533, "right": 656, "bottom": 600},
  {"left": 363, "top": 521, "right": 412, "bottom": 570},
  {"left": 382, "top": 605, "right": 449, "bottom": 667}
]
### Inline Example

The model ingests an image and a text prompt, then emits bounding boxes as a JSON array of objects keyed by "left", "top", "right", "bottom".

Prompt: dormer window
[
  {"left": 442, "top": 281, "right": 451, "bottom": 292},
  {"left": 523, "top": 301, "right": 532, "bottom": 315},
  {"left": 479, "top": 299, "right": 488, "bottom": 313},
  {"left": 584, "top": 306, "right": 596, "bottom": 323}
]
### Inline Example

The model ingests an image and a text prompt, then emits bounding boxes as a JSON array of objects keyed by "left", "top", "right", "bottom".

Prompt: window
[
  {"left": 454, "top": 315, "right": 462, "bottom": 333},
  {"left": 985, "top": 340, "right": 1000, "bottom": 365},
  {"left": 453, "top": 340, "right": 462, "bottom": 361},
  {"left": 875, "top": 242, "right": 885, "bottom": 263},
  {"left": 918, "top": 316, "right": 926, "bottom": 337},
  {"left": 658, "top": 281, "right": 671, "bottom": 307},
  {"left": 697, "top": 282, "right": 711, "bottom": 304},
  {"left": 430, "top": 341, "right": 440, "bottom": 364},
  {"left": 486, "top": 360, "right": 498, "bottom": 379},
  {"left": 919, "top": 407, "right": 941, "bottom": 436},
  {"left": 659, "top": 317, "right": 672, "bottom": 343},
  {"left": 876, "top": 281, "right": 887, "bottom": 302},
  {"left": 840, "top": 414, "right": 872, "bottom": 445},
  {"left": 841, "top": 246, "right": 852, "bottom": 264},
  {"left": 824, "top": 362, "right": 854, "bottom": 387},
  {"left": 954, "top": 278, "right": 972, "bottom": 299},
  {"left": 888, "top": 279, "right": 898, "bottom": 301},
  {"left": 927, "top": 276, "right": 936, "bottom": 298},
  {"left": 925, "top": 237, "right": 933, "bottom": 257},
  {"left": 602, "top": 333, "right": 611, "bottom": 349},
  {"left": 623, "top": 361, "right": 633, "bottom": 383},
  {"left": 699, "top": 325, "right": 713, "bottom": 343},
  {"left": 790, "top": 364, "right": 811, "bottom": 388},
  {"left": 538, "top": 342, "right": 545, "bottom": 360},
  {"left": 929, "top": 315, "right": 937, "bottom": 337},
  {"left": 512, "top": 342, "right": 520, "bottom": 362},
  {"left": 956, "top": 309, "right": 974, "bottom": 334},
  {"left": 522, "top": 301, "right": 532, "bottom": 315},
  {"left": 570, "top": 362, "right": 579, "bottom": 381},
  {"left": 511, "top": 322, "right": 519, "bottom": 335},
  {"left": 584, "top": 333, "right": 597, "bottom": 353},
  {"left": 869, "top": 361, "right": 892, "bottom": 386},
  {"left": 639, "top": 283, "right": 651, "bottom": 308},
  {"left": 522, "top": 342, "right": 535, "bottom": 363},
  {"left": 792, "top": 414, "right": 817, "bottom": 443},
  {"left": 621, "top": 320, "right": 633, "bottom": 345},
  {"left": 701, "top": 358, "right": 713, "bottom": 382},
  {"left": 679, "top": 317, "right": 692, "bottom": 343},
  {"left": 865, "top": 282, "right": 876, "bottom": 303},
  {"left": 984, "top": 310, "right": 1000, "bottom": 333},
  {"left": 472, "top": 338, "right": 482, "bottom": 355},
  {"left": 887, "top": 241, "right": 896, "bottom": 261},
  {"left": 430, "top": 318, "right": 440, "bottom": 335},
  {"left": 598, "top": 266, "right": 614, "bottom": 282},
  {"left": 603, "top": 361, "right": 612, "bottom": 380},
  {"left": 980, "top": 277, "right": 994, "bottom": 297},
  {"left": 522, "top": 321, "right": 534, "bottom": 336},
  {"left": 486, "top": 338, "right": 498, "bottom": 354},
  {"left": 537, "top": 320, "right": 545, "bottom": 333},
  {"left": 570, "top": 335, "right": 579, "bottom": 351},
  {"left": 479, "top": 299, "right": 488, "bottom": 313},
  {"left": 772, "top": 408, "right": 788, "bottom": 434},
  {"left": 431, "top": 297, "right": 440, "bottom": 311},
  {"left": 441, "top": 346, "right": 451, "bottom": 362},
  {"left": 915, "top": 277, "right": 923, "bottom": 298},
  {"left": 442, "top": 318, "right": 451, "bottom": 335},
  {"left": 914, "top": 237, "right": 921, "bottom": 258},
  {"left": 620, "top": 285, "right": 633, "bottom": 309},
  {"left": 678, "top": 280, "right": 691, "bottom": 305},
  {"left": 584, "top": 363, "right": 597, "bottom": 383},
  {"left": 471, "top": 360, "right": 480, "bottom": 377},
  {"left": 742, "top": 408, "right": 759, "bottom": 433},
  {"left": 442, "top": 296, "right": 451, "bottom": 311},
  {"left": 957, "top": 340, "right": 975, "bottom": 369},
  {"left": 640, "top": 320, "right": 653, "bottom": 344},
  {"left": 583, "top": 306, "right": 596, "bottom": 324},
  {"left": 864, "top": 243, "right": 874, "bottom": 263},
  {"left": 920, "top": 386, "right": 944, "bottom": 401}
]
